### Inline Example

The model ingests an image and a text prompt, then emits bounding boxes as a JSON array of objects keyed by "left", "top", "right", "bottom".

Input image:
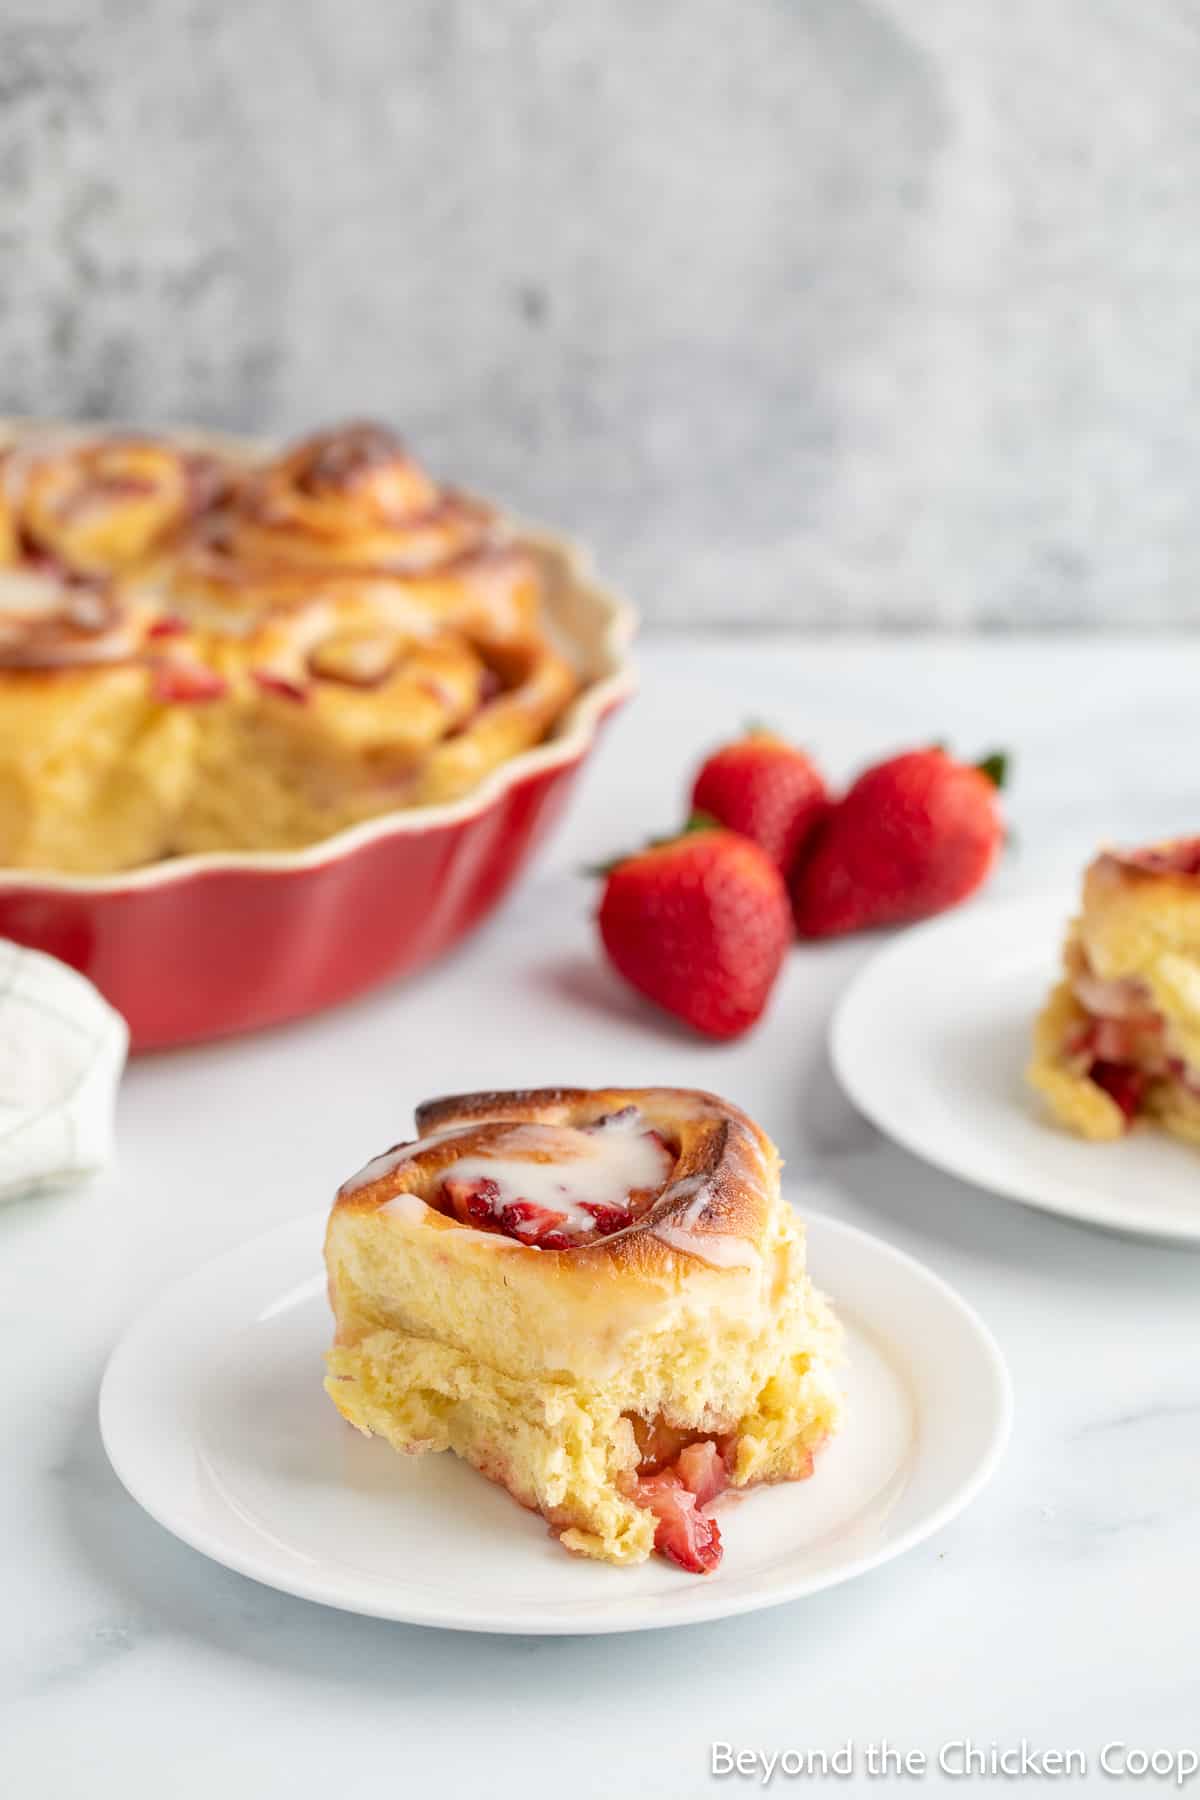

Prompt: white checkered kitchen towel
[{"left": 0, "top": 940, "right": 128, "bottom": 1201}]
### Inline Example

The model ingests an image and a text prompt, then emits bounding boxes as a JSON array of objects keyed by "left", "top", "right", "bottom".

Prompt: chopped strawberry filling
[
  {"left": 1071, "top": 968, "right": 1158, "bottom": 1026},
  {"left": 1070, "top": 1018, "right": 1142, "bottom": 1064},
  {"left": 628, "top": 1414, "right": 700, "bottom": 1473},
  {"left": 253, "top": 668, "right": 309, "bottom": 703},
  {"left": 437, "top": 1177, "right": 573, "bottom": 1245},
  {"left": 1088, "top": 1060, "right": 1146, "bottom": 1123},
  {"left": 442, "top": 1175, "right": 501, "bottom": 1225},
  {"left": 638, "top": 1477, "right": 722, "bottom": 1573},
  {"left": 146, "top": 614, "right": 188, "bottom": 639},
  {"left": 498, "top": 1199, "right": 571, "bottom": 1246},
  {"left": 1065, "top": 978, "right": 1169, "bottom": 1126},
  {"left": 632, "top": 1440, "right": 730, "bottom": 1573},
  {"left": 1115, "top": 839, "right": 1200, "bottom": 877},
  {"left": 430, "top": 1114, "right": 673, "bottom": 1250},
  {"left": 151, "top": 662, "right": 229, "bottom": 703},
  {"left": 1166, "top": 1056, "right": 1200, "bottom": 1096},
  {"left": 675, "top": 1439, "right": 729, "bottom": 1508},
  {"left": 579, "top": 1202, "right": 630, "bottom": 1235}
]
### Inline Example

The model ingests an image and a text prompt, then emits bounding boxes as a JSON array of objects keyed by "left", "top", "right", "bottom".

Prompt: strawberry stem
[
  {"left": 976, "top": 750, "right": 1009, "bottom": 789},
  {"left": 586, "top": 812, "right": 720, "bottom": 878}
]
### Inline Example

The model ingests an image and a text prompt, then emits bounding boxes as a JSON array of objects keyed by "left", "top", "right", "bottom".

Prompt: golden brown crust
[
  {"left": 222, "top": 421, "right": 494, "bottom": 575},
  {"left": 0, "top": 419, "right": 579, "bottom": 869},
  {"left": 1096, "top": 840, "right": 1200, "bottom": 886},
  {"left": 335, "top": 1086, "right": 775, "bottom": 1276},
  {"left": 0, "top": 431, "right": 231, "bottom": 576},
  {"left": 0, "top": 582, "right": 150, "bottom": 671}
]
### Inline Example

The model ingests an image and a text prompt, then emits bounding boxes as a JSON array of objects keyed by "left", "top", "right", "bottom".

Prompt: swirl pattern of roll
[
  {"left": 0, "top": 432, "right": 230, "bottom": 577},
  {"left": 170, "top": 421, "right": 543, "bottom": 647},
  {"left": 0, "top": 420, "right": 580, "bottom": 872},
  {"left": 325, "top": 1087, "right": 843, "bottom": 1570}
]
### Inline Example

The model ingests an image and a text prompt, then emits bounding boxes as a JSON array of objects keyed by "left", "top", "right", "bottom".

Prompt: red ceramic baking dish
[{"left": 0, "top": 527, "right": 635, "bottom": 1050}]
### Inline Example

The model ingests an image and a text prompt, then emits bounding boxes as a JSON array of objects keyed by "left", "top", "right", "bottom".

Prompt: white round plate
[
  {"left": 99, "top": 1206, "right": 1010, "bottom": 1635},
  {"left": 832, "top": 893, "right": 1200, "bottom": 1245}
]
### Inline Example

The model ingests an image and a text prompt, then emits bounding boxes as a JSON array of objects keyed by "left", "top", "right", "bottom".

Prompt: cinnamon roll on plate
[{"left": 325, "top": 1088, "right": 843, "bottom": 1573}]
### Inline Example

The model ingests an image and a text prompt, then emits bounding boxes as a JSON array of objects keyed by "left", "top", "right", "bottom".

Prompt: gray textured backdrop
[{"left": 1, "top": 0, "right": 1196, "bottom": 628}]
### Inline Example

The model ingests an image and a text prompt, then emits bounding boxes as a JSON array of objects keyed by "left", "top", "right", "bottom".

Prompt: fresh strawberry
[
  {"left": 793, "top": 747, "right": 1007, "bottom": 938},
  {"left": 691, "top": 730, "right": 828, "bottom": 878},
  {"left": 597, "top": 825, "right": 792, "bottom": 1039}
]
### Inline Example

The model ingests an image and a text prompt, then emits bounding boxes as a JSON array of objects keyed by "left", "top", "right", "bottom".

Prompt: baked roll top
[
  {"left": 204, "top": 420, "right": 495, "bottom": 574},
  {"left": 0, "top": 432, "right": 229, "bottom": 577},
  {"left": 0, "top": 419, "right": 580, "bottom": 870},
  {"left": 0, "top": 576, "right": 152, "bottom": 671},
  {"left": 327, "top": 1086, "right": 826, "bottom": 1392}
]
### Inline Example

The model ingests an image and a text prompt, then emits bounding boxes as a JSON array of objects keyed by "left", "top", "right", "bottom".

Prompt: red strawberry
[
  {"left": 691, "top": 730, "right": 828, "bottom": 878},
  {"left": 793, "top": 747, "right": 1007, "bottom": 938},
  {"left": 597, "top": 826, "right": 792, "bottom": 1039}
]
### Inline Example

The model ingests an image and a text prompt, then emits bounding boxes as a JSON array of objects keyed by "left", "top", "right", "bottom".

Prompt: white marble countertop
[{"left": 5, "top": 636, "right": 1199, "bottom": 1798}]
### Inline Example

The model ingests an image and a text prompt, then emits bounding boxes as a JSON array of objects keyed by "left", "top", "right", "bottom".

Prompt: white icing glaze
[
  {"left": 649, "top": 1175, "right": 762, "bottom": 1271},
  {"left": 651, "top": 1220, "right": 762, "bottom": 1271},
  {"left": 379, "top": 1191, "right": 427, "bottom": 1222},
  {"left": 0, "top": 570, "right": 70, "bottom": 618},
  {"left": 439, "top": 1114, "right": 670, "bottom": 1237},
  {"left": 348, "top": 1112, "right": 761, "bottom": 1266},
  {"left": 338, "top": 1124, "right": 474, "bottom": 1194}
]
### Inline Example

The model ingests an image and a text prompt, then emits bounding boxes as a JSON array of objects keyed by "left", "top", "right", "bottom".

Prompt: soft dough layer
[
  {"left": 324, "top": 1087, "right": 844, "bottom": 1569},
  {"left": 1028, "top": 841, "right": 1200, "bottom": 1145}
]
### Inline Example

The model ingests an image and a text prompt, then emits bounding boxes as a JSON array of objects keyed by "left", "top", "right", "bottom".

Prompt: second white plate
[
  {"left": 99, "top": 1205, "right": 1010, "bottom": 1635},
  {"left": 832, "top": 893, "right": 1200, "bottom": 1244}
]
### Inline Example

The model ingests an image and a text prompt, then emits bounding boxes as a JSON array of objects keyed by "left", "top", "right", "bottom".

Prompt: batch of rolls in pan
[{"left": 0, "top": 420, "right": 577, "bottom": 873}]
